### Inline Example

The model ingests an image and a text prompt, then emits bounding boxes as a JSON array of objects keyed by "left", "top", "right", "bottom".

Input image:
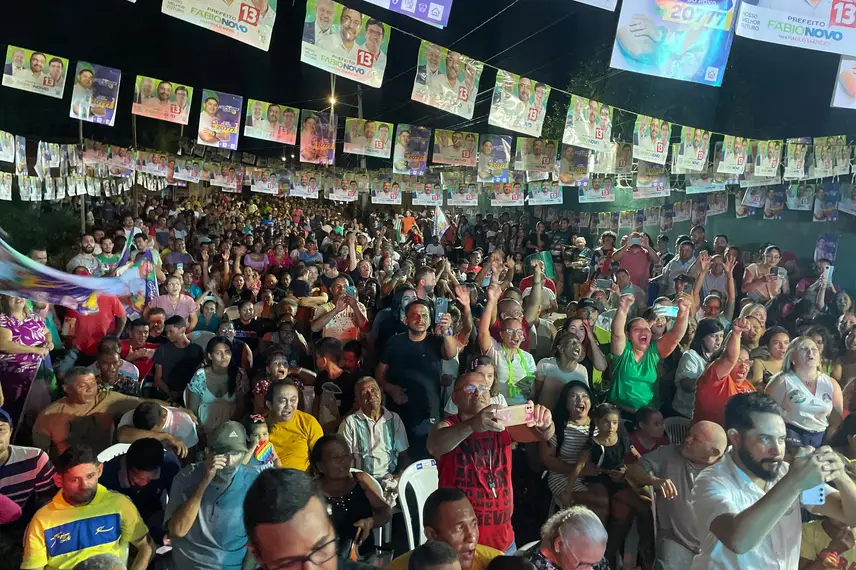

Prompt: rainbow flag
[{"left": 254, "top": 440, "right": 274, "bottom": 464}]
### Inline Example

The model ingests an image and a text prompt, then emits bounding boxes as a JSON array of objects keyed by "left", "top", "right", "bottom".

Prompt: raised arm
[
  {"left": 583, "top": 321, "right": 608, "bottom": 371},
  {"left": 723, "top": 257, "right": 737, "bottom": 322},
  {"left": 690, "top": 252, "right": 711, "bottom": 314},
  {"left": 711, "top": 317, "right": 750, "bottom": 379},
  {"left": 656, "top": 295, "right": 690, "bottom": 358},
  {"left": 522, "top": 259, "right": 544, "bottom": 325},
  {"left": 347, "top": 233, "right": 358, "bottom": 273},
  {"left": 454, "top": 285, "right": 473, "bottom": 345},
  {"left": 611, "top": 294, "right": 635, "bottom": 357}
]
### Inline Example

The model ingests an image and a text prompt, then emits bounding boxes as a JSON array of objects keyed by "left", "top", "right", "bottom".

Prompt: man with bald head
[{"left": 625, "top": 420, "right": 726, "bottom": 569}]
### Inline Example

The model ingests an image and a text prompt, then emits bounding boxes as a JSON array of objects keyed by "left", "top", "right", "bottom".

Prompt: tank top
[{"left": 769, "top": 372, "right": 835, "bottom": 433}]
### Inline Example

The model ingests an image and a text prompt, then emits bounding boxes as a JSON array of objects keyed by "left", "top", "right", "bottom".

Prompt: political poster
[
  {"left": 446, "top": 183, "right": 479, "bottom": 206},
  {"left": 250, "top": 169, "right": 281, "bottom": 195},
  {"left": 15, "top": 137, "right": 27, "bottom": 176},
  {"left": 174, "top": 158, "right": 205, "bottom": 183},
  {"left": 299, "top": 110, "right": 336, "bottom": 166},
  {"left": 784, "top": 138, "right": 811, "bottom": 180},
  {"left": 68, "top": 62, "right": 121, "bottom": 127},
  {"left": 735, "top": 189, "right": 754, "bottom": 218},
  {"left": 815, "top": 233, "right": 840, "bottom": 262},
  {"left": 762, "top": 186, "right": 786, "bottom": 220},
  {"left": 787, "top": 182, "right": 815, "bottom": 211},
  {"left": 371, "top": 181, "right": 401, "bottom": 204},
  {"left": 489, "top": 182, "right": 525, "bottom": 207},
  {"left": 686, "top": 166, "right": 726, "bottom": 194},
  {"left": 833, "top": 136, "right": 851, "bottom": 175},
  {"left": 413, "top": 183, "right": 444, "bottom": 206},
  {"left": 708, "top": 192, "right": 728, "bottom": 217},
  {"left": 614, "top": 142, "right": 634, "bottom": 174},
  {"left": 673, "top": 200, "right": 692, "bottom": 222},
  {"left": 131, "top": 76, "right": 193, "bottom": 125},
  {"left": 364, "top": 0, "right": 452, "bottom": 28},
  {"left": 839, "top": 182, "right": 856, "bottom": 216},
  {"left": 579, "top": 176, "right": 616, "bottom": 203},
  {"left": 528, "top": 181, "right": 563, "bottom": 205},
  {"left": 2, "top": 46, "right": 68, "bottom": 99},
  {"left": 211, "top": 164, "right": 244, "bottom": 190},
  {"left": 572, "top": 0, "right": 617, "bottom": 10},
  {"left": 291, "top": 173, "right": 321, "bottom": 198},
  {"left": 161, "top": 0, "right": 276, "bottom": 51},
  {"left": 557, "top": 145, "right": 591, "bottom": 187},
  {"left": 393, "top": 124, "right": 431, "bottom": 175},
  {"left": 741, "top": 186, "right": 767, "bottom": 209},
  {"left": 514, "top": 137, "right": 557, "bottom": 173},
  {"left": 716, "top": 135, "right": 750, "bottom": 175},
  {"left": 342, "top": 118, "right": 393, "bottom": 158},
  {"left": 737, "top": 0, "right": 856, "bottom": 57},
  {"left": 814, "top": 182, "right": 840, "bottom": 222},
  {"left": 611, "top": 0, "right": 737, "bottom": 86},
  {"left": 832, "top": 56, "right": 856, "bottom": 108},
  {"left": 488, "top": 69, "right": 550, "bottom": 137},
  {"left": 432, "top": 129, "right": 477, "bottom": 166},
  {"left": 692, "top": 195, "right": 708, "bottom": 226},
  {"left": 660, "top": 203, "right": 674, "bottom": 230},
  {"left": 634, "top": 161, "right": 670, "bottom": 198},
  {"left": 676, "top": 126, "right": 710, "bottom": 171},
  {"left": 563, "top": 96, "right": 613, "bottom": 152},
  {"left": 329, "top": 180, "right": 358, "bottom": 202},
  {"left": 598, "top": 211, "right": 620, "bottom": 232},
  {"left": 411, "top": 41, "right": 483, "bottom": 119},
  {"left": 0, "top": 132, "right": 13, "bottom": 164},
  {"left": 754, "top": 140, "right": 782, "bottom": 177},
  {"left": 618, "top": 210, "right": 635, "bottom": 229},
  {"left": 244, "top": 100, "right": 299, "bottom": 145},
  {"left": 590, "top": 145, "right": 616, "bottom": 175},
  {"left": 477, "top": 134, "right": 512, "bottom": 183},
  {"left": 644, "top": 206, "right": 660, "bottom": 227},
  {"left": 196, "top": 90, "right": 242, "bottom": 150},
  {"left": 301, "top": 0, "right": 391, "bottom": 88},
  {"left": 632, "top": 115, "right": 670, "bottom": 165}
]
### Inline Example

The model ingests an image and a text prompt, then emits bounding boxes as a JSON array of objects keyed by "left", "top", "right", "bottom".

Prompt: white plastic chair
[
  {"left": 98, "top": 443, "right": 131, "bottom": 463},
  {"left": 397, "top": 459, "right": 439, "bottom": 550},
  {"left": 190, "top": 330, "right": 215, "bottom": 351},
  {"left": 224, "top": 305, "right": 240, "bottom": 321},
  {"left": 664, "top": 416, "right": 691, "bottom": 445},
  {"left": 350, "top": 468, "right": 391, "bottom": 547}
]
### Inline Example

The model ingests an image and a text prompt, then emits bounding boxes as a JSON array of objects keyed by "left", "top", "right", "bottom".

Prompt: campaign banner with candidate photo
[
  {"left": 579, "top": 176, "right": 616, "bottom": 203},
  {"left": 131, "top": 76, "right": 193, "bottom": 125},
  {"left": 329, "top": 182, "right": 358, "bottom": 202},
  {"left": 413, "top": 183, "right": 444, "bottom": 205},
  {"left": 528, "top": 181, "right": 563, "bottom": 205},
  {"left": 301, "top": 0, "right": 391, "bottom": 88},
  {"left": 477, "top": 134, "right": 512, "bottom": 183},
  {"left": 611, "top": 0, "right": 737, "bottom": 86},
  {"left": 634, "top": 161, "right": 670, "bottom": 198},
  {"left": 210, "top": 164, "right": 244, "bottom": 189},
  {"left": 761, "top": 186, "right": 786, "bottom": 220},
  {"left": 613, "top": 142, "right": 634, "bottom": 174},
  {"left": 815, "top": 233, "right": 839, "bottom": 262},
  {"left": 660, "top": 203, "right": 675, "bottom": 230},
  {"left": 489, "top": 182, "right": 525, "bottom": 207},
  {"left": 393, "top": 124, "right": 431, "bottom": 175},
  {"left": 676, "top": 126, "right": 710, "bottom": 171},
  {"left": 832, "top": 56, "right": 856, "bottom": 108},
  {"left": 250, "top": 169, "right": 282, "bottom": 195},
  {"left": 299, "top": 110, "right": 336, "bottom": 166},
  {"left": 371, "top": 182, "right": 402, "bottom": 204},
  {"left": 197, "top": 90, "right": 242, "bottom": 150},
  {"left": 754, "top": 139, "right": 782, "bottom": 177},
  {"left": 446, "top": 183, "right": 479, "bottom": 206},
  {"left": 784, "top": 138, "right": 811, "bottom": 180},
  {"left": 411, "top": 41, "right": 483, "bottom": 120},
  {"left": 643, "top": 206, "right": 660, "bottom": 227},
  {"left": 839, "top": 182, "right": 856, "bottom": 216},
  {"left": 161, "top": 0, "right": 276, "bottom": 51},
  {"left": 737, "top": 0, "right": 856, "bottom": 57},
  {"left": 514, "top": 138, "right": 557, "bottom": 173},
  {"left": 173, "top": 158, "right": 207, "bottom": 183},
  {"left": 291, "top": 173, "right": 321, "bottom": 198},
  {"left": 786, "top": 182, "right": 815, "bottom": 211},
  {"left": 488, "top": 69, "right": 550, "bottom": 137},
  {"left": 2, "top": 46, "right": 69, "bottom": 99},
  {"left": 563, "top": 96, "right": 613, "bottom": 152},
  {"left": 814, "top": 182, "right": 840, "bottom": 222},
  {"left": 717, "top": 135, "right": 750, "bottom": 175},
  {"left": 0, "top": 132, "right": 14, "bottom": 164},
  {"left": 68, "top": 62, "right": 121, "bottom": 127},
  {"left": 813, "top": 136, "right": 838, "bottom": 178},
  {"left": 707, "top": 192, "right": 728, "bottom": 217},
  {"left": 618, "top": 210, "right": 634, "bottom": 229},
  {"left": 833, "top": 136, "right": 851, "bottom": 175},
  {"left": 571, "top": 0, "right": 617, "bottom": 10},
  {"left": 342, "top": 117, "right": 393, "bottom": 158},
  {"left": 432, "top": 129, "right": 477, "bottom": 166},
  {"left": 632, "top": 115, "right": 670, "bottom": 165},
  {"left": 557, "top": 145, "right": 591, "bottom": 187},
  {"left": 244, "top": 99, "right": 299, "bottom": 145},
  {"left": 691, "top": 196, "right": 708, "bottom": 226},
  {"left": 686, "top": 165, "right": 726, "bottom": 194}
]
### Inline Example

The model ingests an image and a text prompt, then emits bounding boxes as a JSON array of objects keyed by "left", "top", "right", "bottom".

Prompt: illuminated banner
[
  {"left": 244, "top": 100, "right": 298, "bottom": 145},
  {"left": 131, "top": 76, "right": 193, "bottom": 125},
  {"left": 69, "top": 63, "right": 121, "bottom": 127},
  {"left": 528, "top": 181, "right": 563, "bottom": 205},
  {"left": 675, "top": 126, "right": 710, "bottom": 171},
  {"left": 393, "top": 124, "right": 431, "bottom": 175},
  {"left": 488, "top": 69, "right": 550, "bottom": 137},
  {"left": 557, "top": 145, "right": 591, "bottom": 187},
  {"left": 343, "top": 118, "right": 393, "bottom": 158},
  {"left": 563, "top": 96, "right": 613, "bottom": 152},
  {"left": 299, "top": 110, "right": 336, "bottom": 165},
  {"left": 447, "top": 183, "right": 479, "bottom": 206},
  {"left": 161, "top": 0, "right": 276, "bottom": 51},
  {"left": 737, "top": 0, "right": 856, "bottom": 56},
  {"left": 477, "top": 134, "right": 512, "bottom": 183},
  {"left": 611, "top": 0, "right": 737, "bottom": 86},
  {"left": 632, "top": 115, "right": 670, "bottom": 165},
  {"left": 489, "top": 182, "right": 525, "bottom": 207},
  {"left": 432, "top": 129, "right": 477, "bottom": 166},
  {"left": 411, "top": 41, "right": 483, "bottom": 119},
  {"left": 514, "top": 137, "right": 557, "bottom": 173},
  {"left": 197, "top": 89, "right": 242, "bottom": 150},
  {"left": 364, "top": 0, "right": 452, "bottom": 27},
  {"left": 2, "top": 46, "right": 68, "bottom": 99},
  {"left": 413, "top": 183, "right": 443, "bottom": 205},
  {"left": 300, "top": 0, "right": 391, "bottom": 88}
]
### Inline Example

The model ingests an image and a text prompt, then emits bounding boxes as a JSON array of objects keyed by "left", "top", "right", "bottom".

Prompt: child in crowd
[
  {"left": 628, "top": 406, "right": 669, "bottom": 461},
  {"left": 243, "top": 414, "right": 282, "bottom": 473}
]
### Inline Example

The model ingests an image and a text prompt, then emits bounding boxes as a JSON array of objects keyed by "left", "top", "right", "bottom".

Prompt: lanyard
[{"left": 502, "top": 347, "right": 531, "bottom": 398}]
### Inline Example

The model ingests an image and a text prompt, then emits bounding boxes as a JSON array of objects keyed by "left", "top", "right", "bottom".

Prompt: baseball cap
[
  {"left": 674, "top": 273, "right": 695, "bottom": 285},
  {"left": 209, "top": 421, "right": 248, "bottom": 455},
  {"left": 577, "top": 298, "right": 599, "bottom": 311},
  {"left": 0, "top": 408, "right": 12, "bottom": 429},
  {"left": 198, "top": 236, "right": 213, "bottom": 244}
]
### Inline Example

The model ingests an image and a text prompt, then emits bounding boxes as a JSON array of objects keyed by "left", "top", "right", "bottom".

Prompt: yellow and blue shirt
[{"left": 22, "top": 484, "right": 148, "bottom": 570}]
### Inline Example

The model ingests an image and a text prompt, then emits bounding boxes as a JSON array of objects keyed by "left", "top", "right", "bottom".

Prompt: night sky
[{"left": 2, "top": 0, "right": 855, "bottom": 167}]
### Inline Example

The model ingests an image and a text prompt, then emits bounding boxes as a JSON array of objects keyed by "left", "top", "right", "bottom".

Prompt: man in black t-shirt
[
  {"left": 319, "top": 255, "right": 354, "bottom": 293},
  {"left": 233, "top": 300, "right": 276, "bottom": 354},
  {"left": 153, "top": 315, "right": 204, "bottom": 402},
  {"left": 312, "top": 338, "right": 358, "bottom": 430}
]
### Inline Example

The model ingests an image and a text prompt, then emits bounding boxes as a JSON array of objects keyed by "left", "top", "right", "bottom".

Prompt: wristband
[{"left": 821, "top": 551, "right": 839, "bottom": 568}]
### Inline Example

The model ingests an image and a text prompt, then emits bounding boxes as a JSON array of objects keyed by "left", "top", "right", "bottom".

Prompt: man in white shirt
[
  {"left": 198, "top": 96, "right": 225, "bottom": 145},
  {"left": 418, "top": 43, "right": 444, "bottom": 97},
  {"left": 70, "top": 68, "right": 95, "bottom": 120},
  {"left": 5, "top": 48, "right": 27, "bottom": 78},
  {"left": 334, "top": 7, "right": 362, "bottom": 59},
  {"left": 691, "top": 392, "right": 856, "bottom": 570},
  {"left": 27, "top": 52, "right": 46, "bottom": 83},
  {"left": 247, "top": 100, "right": 266, "bottom": 132},
  {"left": 364, "top": 19, "right": 387, "bottom": 70},
  {"left": 306, "top": 0, "right": 337, "bottom": 49}
]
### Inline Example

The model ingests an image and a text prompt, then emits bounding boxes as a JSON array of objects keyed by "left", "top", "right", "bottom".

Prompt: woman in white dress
[{"left": 186, "top": 336, "right": 249, "bottom": 436}]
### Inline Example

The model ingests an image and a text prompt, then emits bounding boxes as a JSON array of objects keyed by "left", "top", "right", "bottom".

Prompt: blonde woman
[{"left": 765, "top": 337, "right": 842, "bottom": 449}]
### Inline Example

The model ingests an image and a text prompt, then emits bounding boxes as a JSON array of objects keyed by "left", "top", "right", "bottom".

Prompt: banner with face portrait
[
  {"left": 68, "top": 62, "right": 121, "bottom": 127},
  {"left": 557, "top": 145, "right": 591, "bottom": 187},
  {"left": 579, "top": 176, "right": 616, "bottom": 203},
  {"left": 432, "top": 129, "right": 477, "bottom": 166},
  {"left": 632, "top": 115, "right": 670, "bottom": 165},
  {"left": 643, "top": 206, "right": 660, "bottom": 227},
  {"left": 611, "top": 0, "right": 737, "bottom": 86},
  {"left": 489, "top": 183, "right": 525, "bottom": 207},
  {"left": 833, "top": 56, "right": 856, "bottom": 109},
  {"left": 839, "top": 182, "right": 856, "bottom": 216},
  {"left": 753, "top": 140, "right": 782, "bottom": 177},
  {"left": 211, "top": 164, "right": 244, "bottom": 190},
  {"left": 131, "top": 76, "right": 193, "bottom": 125},
  {"left": 411, "top": 41, "right": 483, "bottom": 119},
  {"left": 832, "top": 136, "right": 851, "bottom": 175},
  {"left": 814, "top": 182, "right": 840, "bottom": 222},
  {"left": 161, "top": 0, "right": 276, "bottom": 51},
  {"left": 563, "top": 96, "right": 613, "bottom": 152},
  {"left": 370, "top": 181, "right": 401, "bottom": 204},
  {"left": 633, "top": 161, "right": 670, "bottom": 198},
  {"left": 250, "top": 169, "right": 281, "bottom": 195},
  {"left": 611, "top": 142, "right": 634, "bottom": 175},
  {"left": 412, "top": 183, "right": 444, "bottom": 205},
  {"left": 675, "top": 126, "right": 710, "bottom": 171},
  {"left": 784, "top": 138, "right": 811, "bottom": 180},
  {"left": 243, "top": 99, "right": 299, "bottom": 146},
  {"left": 291, "top": 172, "right": 321, "bottom": 198},
  {"left": 476, "top": 134, "right": 511, "bottom": 183},
  {"left": 299, "top": 110, "right": 336, "bottom": 165},
  {"left": 659, "top": 203, "right": 674, "bottom": 230},
  {"left": 785, "top": 182, "right": 814, "bottom": 211},
  {"left": 329, "top": 180, "right": 359, "bottom": 202},
  {"left": 2, "top": 46, "right": 68, "bottom": 99},
  {"left": 691, "top": 196, "right": 708, "bottom": 226},
  {"left": 572, "top": 0, "right": 617, "bottom": 10},
  {"left": 0, "top": 132, "right": 13, "bottom": 164},
  {"left": 514, "top": 137, "right": 557, "bottom": 173},
  {"left": 528, "top": 181, "right": 563, "bottom": 205},
  {"left": 686, "top": 165, "right": 726, "bottom": 194},
  {"left": 196, "top": 90, "right": 242, "bottom": 150},
  {"left": 737, "top": 1, "right": 856, "bottom": 57},
  {"left": 488, "top": 69, "right": 550, "bottom": 137},
  {"left": 760, "top": 186, "right": 786, "bottom": 220},
  {"left": 715, "top": 135, "right": 749, "bottom": 175},
  {"left": 301, "top": 0, "right": 391, "bottom": 88},
  {"left": 446, "top": 183, "right": 479, "bottom": 206},
  {"left": 173, "top": 158, "right": 204, "bottom": 183},
  {"left": 393, "top": 124, "right": 431, "bottom": 175},
  {"left": 341, "top": 117, "right": 392, "bottom": 158},
  {"left": 813, "top": 136, "right": 841, "bottom": 178}
]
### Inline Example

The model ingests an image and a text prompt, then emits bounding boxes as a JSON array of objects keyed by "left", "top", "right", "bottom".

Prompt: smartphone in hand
[{"left": 495, "top": 403, "right": 535, "bottom": 427}]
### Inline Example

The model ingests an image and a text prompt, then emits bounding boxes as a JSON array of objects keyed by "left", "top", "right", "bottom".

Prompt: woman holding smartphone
[{"left": 742, "top": 245, "right": 789, "bottom": 303}]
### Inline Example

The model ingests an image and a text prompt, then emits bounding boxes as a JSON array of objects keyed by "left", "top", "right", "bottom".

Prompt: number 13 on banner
[
  {"left": 832, "top": 0, "right": 856, "bottom": 27},
  {"left": 239, "top": 3, "right": 260, "bottom": 26}
]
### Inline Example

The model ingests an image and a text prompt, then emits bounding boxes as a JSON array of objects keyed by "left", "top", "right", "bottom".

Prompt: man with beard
[
  {"left": 146, "top": 81, "right": 172, "bottom": 108},
  {"left": 22, "top": 445, "right": 153, "bottom": 570},
  {"left": 66, "top": 234, "right": 104, "bottom": 276},
  {"left": 691, "top": 392, "right": 856, "bottom": 569},
  {"left": 335, "top": 8, "right": 362, "bottom": 58},
  {"left": 165, "top": 421, "right": 258, "bottom": 570}
]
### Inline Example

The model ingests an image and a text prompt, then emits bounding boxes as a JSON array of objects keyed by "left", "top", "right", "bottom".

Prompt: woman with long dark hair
[
  {"left": 186, "top": 336, "right": 249, "bottom": 435},
  {"left": 673, "top": 318, "right": 725, "bottom": 418}
]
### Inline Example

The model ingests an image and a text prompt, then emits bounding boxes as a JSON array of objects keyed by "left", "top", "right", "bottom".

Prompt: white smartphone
[
  {"left": 801, "top": 484, "right": 826, "bottom": 506},
  {"left": 824, "top": 265, "right": 835, "bottom": 283}
]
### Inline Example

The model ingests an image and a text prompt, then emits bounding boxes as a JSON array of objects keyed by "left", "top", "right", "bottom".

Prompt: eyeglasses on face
[
  {"left": 503, "top": 328, "right": 524, "bottom": 337},
  {"left": 456, "top": 384, "right": 490, "bottom": 395},
  {"left": 268, "top": 537, "right": 338, "bottom": 570}
]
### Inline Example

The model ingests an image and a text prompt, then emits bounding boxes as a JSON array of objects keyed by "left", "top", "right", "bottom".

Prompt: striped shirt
[
  {"left": 546, "top": 422, "right": 596, "bottom": 496},
  {"left": 338, "top": 408, "right": 409, "bottom": 478},
  {"left": 0, "top": 446, "right": 56, "bottom": 513}
]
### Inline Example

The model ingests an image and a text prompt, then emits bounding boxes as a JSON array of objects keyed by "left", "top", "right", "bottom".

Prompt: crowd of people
[{"left": 1, "top": 193, "right": 856, "bottom": 570}]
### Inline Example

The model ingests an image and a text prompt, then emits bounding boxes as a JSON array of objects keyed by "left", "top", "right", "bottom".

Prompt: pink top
[
  {"left": 268, "top": 252, "right": 292, "bottom": 269},
  {"left": 619, "top": 248, "right": 652, "bottom": 290},
  {"left": 243, "top": 254, "right": 269, "bottom": 273},
  {"left": 148, "top": 294, "right": 198, "bottom": 319}
]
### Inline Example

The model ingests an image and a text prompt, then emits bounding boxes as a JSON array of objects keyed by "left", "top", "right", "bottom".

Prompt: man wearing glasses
[{"left": 165, "top": 421, "right": 258, "bottom": 570}]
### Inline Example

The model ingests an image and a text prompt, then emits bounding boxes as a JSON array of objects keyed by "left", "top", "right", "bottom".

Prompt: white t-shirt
[
  {"left": 765, "top": 372, "right": 836, "bottom": 433},
  {"left": 535, "top": 358, "right": 589, "bottom": 409},
  {"left": 118, "top": 406, "right": 199, "bottom": 448},
  {"left": 486, "top": 338, "right": 537, "bottom": 405}
]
